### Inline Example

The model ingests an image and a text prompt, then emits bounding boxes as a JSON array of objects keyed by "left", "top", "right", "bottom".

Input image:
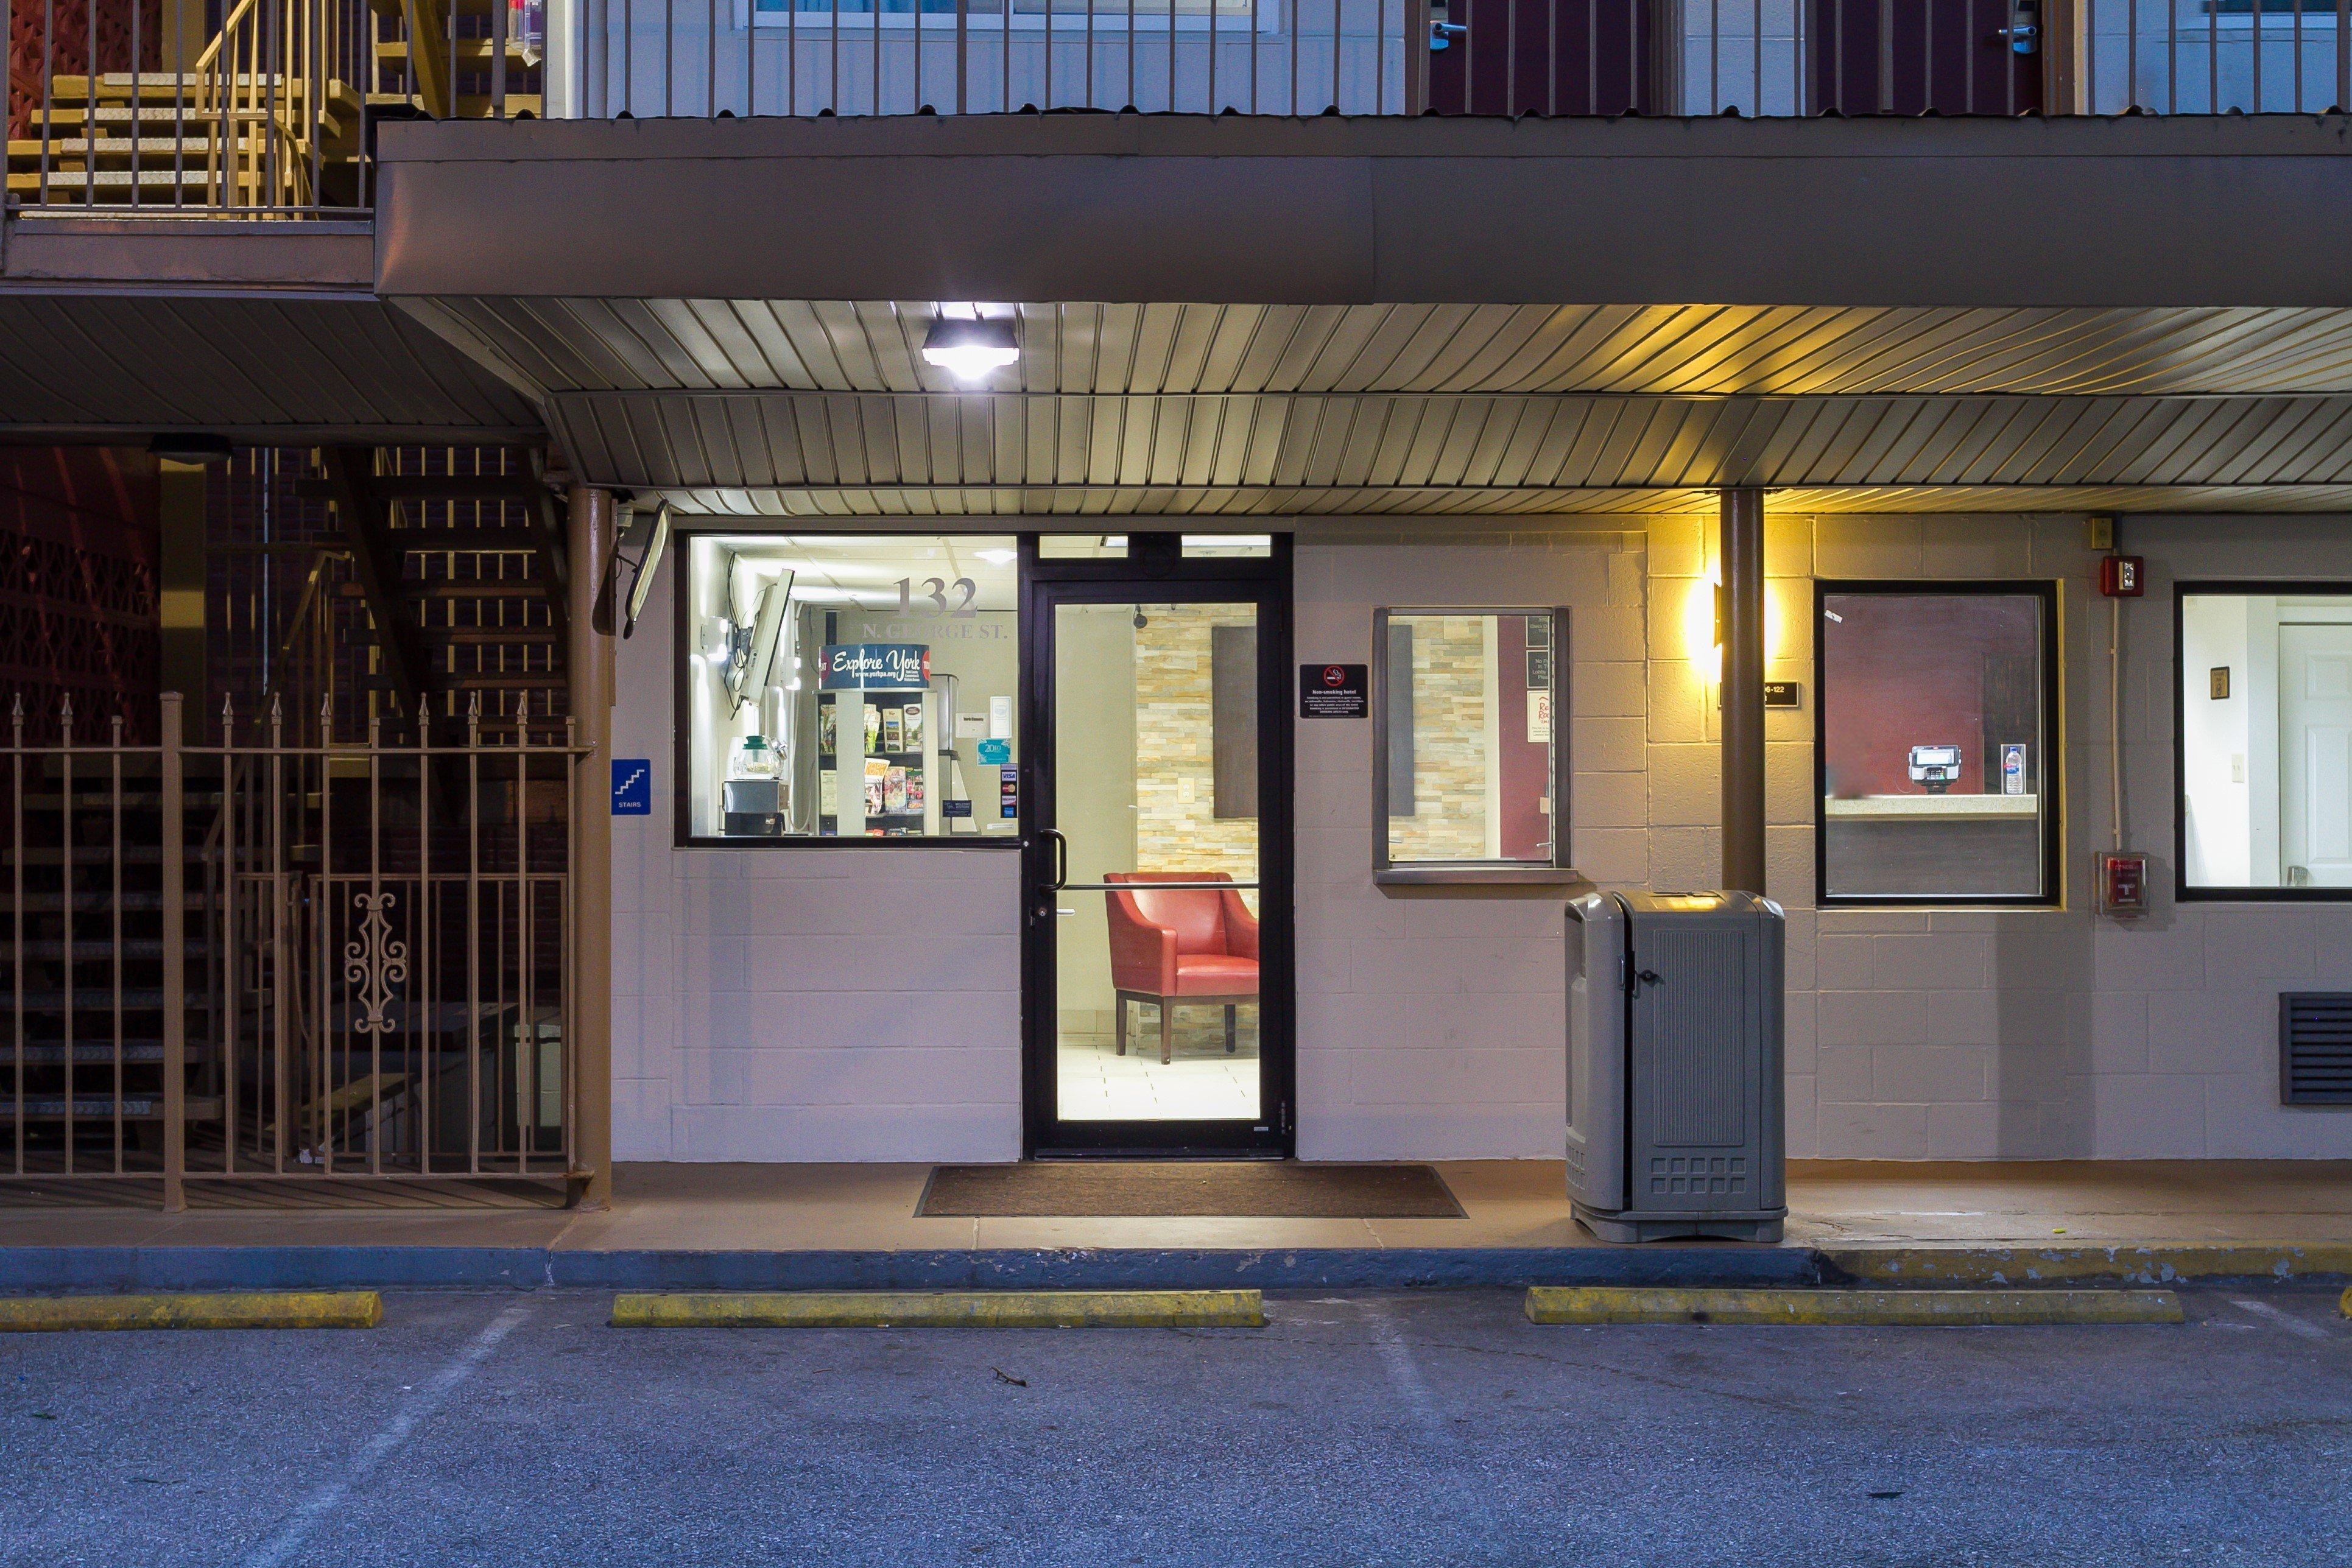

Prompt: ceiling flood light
[{"left": 922, "top": 315, "right": 1019, "bottom": 380}]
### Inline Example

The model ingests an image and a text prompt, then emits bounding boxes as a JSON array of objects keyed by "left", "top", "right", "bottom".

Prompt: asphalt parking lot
[{"left": 3, "top": 1287, "right": 2348, "bottom": 1567}]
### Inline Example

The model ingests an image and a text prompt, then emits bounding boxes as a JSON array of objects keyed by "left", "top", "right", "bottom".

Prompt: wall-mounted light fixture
[{"left": 921, "top": 314, "right": 1019, "bottom": 381}]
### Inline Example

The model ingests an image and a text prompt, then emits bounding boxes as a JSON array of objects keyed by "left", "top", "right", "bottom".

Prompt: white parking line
[
  {"left": 242, "top": 1300, "right": 534, "bottom": 1568},
  {"left": 2228, "top": 1297, "right": 2334, "bottom": 1342}
]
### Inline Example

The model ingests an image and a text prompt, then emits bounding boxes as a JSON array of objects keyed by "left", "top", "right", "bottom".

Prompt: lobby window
[
  {"left": 1372, "top": 608, "right": 1569, "bottom": 883},
  {"left": 1816, "top": 583, "right": 2058, "bottom": 906},
  {"left": 679, "top": 534, "right": 1021, "bottom": 842},
  {"left": 2179, "top": 585, "right": 2352, "bottom": 897}
]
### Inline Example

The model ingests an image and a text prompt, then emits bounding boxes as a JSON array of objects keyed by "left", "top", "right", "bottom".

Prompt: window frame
[
  {"left": 669, "top": 524, "right": 1030, "bottom": 851},
  {"left": 1811, "top": 578, "right": 2063, "bottom": 910},
  {"left": 2172, "top": 578, "right": 2352, "bottom": 903},
  {"left": 1369, "top": 604, "right": 1576, "bottom": 887}
]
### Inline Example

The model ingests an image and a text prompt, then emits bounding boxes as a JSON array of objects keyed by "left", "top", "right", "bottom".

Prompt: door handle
[
  {"left": 1038, "top": 828, "right": 1069, "bottom": 890},
  {"left": 1430, "top": 19, "right": 1465, "bottom": 47}
]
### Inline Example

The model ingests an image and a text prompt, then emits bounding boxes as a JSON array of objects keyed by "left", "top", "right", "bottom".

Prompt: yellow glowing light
[
  {"left": 1684, "top": 574, "right": 1722, "bottom": 683},
  {"left": 1682, "top": 571, "right": 1786, "bottom": 687}
]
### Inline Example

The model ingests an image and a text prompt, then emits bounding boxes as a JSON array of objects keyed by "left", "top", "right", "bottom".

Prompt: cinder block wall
[{"left": 607, "top": 514, "right": 2352, "bottom": 1162}]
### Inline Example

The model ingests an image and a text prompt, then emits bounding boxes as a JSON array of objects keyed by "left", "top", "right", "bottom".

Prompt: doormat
[{"left": 915, "top": 1162, "right": 1465, "bottom": 1219}]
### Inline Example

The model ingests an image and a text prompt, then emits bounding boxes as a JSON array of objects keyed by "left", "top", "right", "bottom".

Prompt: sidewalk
[{"left": 3, "top": 1159, "right": 2348, "bottom": 1292}]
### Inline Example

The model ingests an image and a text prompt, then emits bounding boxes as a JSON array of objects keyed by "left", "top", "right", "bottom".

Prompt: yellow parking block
[
  {"left": 2339, "top": 1287, "right": 2350, "bottom": 1320},
  {"left": 611, "top": 1289, "right": 1266, "bottom": 1329},
  {"left": 1525, "top": 1286, "right": 2183, "bottom": 1327},
  {"left": 0, "top": 1292, "right": 383, "bottom": 1332}
]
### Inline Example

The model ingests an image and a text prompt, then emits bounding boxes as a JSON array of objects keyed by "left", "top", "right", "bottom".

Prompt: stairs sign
[{"left": 612, "top": 760, "right": 653, "bottom": 815}]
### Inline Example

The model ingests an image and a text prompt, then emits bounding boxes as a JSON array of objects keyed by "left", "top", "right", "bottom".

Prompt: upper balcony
[{"left": 7, "top": 0, "right": 2352, "bottom": 216}]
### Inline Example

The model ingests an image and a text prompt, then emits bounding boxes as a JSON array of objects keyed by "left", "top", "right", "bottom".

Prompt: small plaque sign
[{"left": 1300, "top": 663, "right": 1369, "bottom": 719}]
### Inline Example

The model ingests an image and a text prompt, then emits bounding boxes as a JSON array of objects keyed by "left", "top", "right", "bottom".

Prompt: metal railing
[
  {"left": 7, "top": 0, "right": 2347, "bottom": 213},
  {"left": 583, "top": 0, "right": 1406, "bottom": 114},
  {"left": 0, "top": 690, "right": 585, "bottom": 1206}
]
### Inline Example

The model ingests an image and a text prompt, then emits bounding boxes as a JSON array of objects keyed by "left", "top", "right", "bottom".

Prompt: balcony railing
[{"left": 5, "top": 0, "right": 2350, "bottom": 213}]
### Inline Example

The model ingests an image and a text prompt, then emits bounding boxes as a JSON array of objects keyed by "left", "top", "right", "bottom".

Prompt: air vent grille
[{"left": 2280, "top": 993, "right": 2352, "bottom": 1106}]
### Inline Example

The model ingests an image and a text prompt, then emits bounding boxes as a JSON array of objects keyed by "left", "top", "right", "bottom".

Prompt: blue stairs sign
[{"left": 611, "top": 759, "right": 653, "bottom": 815}]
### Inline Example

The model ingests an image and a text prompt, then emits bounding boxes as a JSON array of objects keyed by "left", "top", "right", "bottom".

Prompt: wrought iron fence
[{"left": 0, "top": 689, "right": 584, "bottom": 1206}]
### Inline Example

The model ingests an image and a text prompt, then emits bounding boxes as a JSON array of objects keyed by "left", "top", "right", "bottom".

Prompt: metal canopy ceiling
[
  {"left": 0, "top": 295, "right": 543, "bottom": 441},
  {"left": 393, "top": 296, "right": 2352, "bottom": 515},
  {"left": 420, "top": 300, "right": 2352, "bottom": 399}
]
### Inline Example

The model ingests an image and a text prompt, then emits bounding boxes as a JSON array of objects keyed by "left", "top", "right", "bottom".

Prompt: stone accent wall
[
  {"left": 1133, "top": 603, "right": 1259, "bottom": 902},
  {"left": 1388, "top": 614, "right": 1491, "bottom": 862}
]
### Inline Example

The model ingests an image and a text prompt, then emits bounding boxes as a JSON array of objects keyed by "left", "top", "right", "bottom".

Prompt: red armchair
[{"left": 1104, "top": 872, "right": 1260, "bottom": 1065}]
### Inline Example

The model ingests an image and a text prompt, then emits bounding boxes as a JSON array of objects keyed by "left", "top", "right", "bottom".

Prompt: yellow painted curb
[
  {"left": 2339, "top": 1287, "right": 2350, "bottom": 1320},
  {"left": 1524, "top": 1286, "right": 2184, "bottom": 1327},
  {"left": 0, "top": 1292, "right": 383, "bottom": 1332},
  {"left": 611, "top": 1289, "right": 1266, "bottom": 1329},
  {"left": 1823, "top": 1243, "right": 2352, "bottom": 1288}
]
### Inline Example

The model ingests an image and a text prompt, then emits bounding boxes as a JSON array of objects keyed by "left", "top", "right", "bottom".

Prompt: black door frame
[{"left": 1018, "top": 532, "right": 1295, "bottom": 1158}]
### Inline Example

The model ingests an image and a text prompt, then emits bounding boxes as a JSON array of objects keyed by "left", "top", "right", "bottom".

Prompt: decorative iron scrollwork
[{"left": 344, "top": 892, "right": 409, "bottom": 1035}]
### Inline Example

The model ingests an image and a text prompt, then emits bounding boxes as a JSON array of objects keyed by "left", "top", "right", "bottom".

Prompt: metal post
[
  {"left": 566, "top": 483, "right": 614, "bottom": 1209},
  {"left": 160, "top": 692, "right": 187, "bottom": 1212},
  {"left": 1719, "top": 487, "right": 1766, "bottom": 896}
]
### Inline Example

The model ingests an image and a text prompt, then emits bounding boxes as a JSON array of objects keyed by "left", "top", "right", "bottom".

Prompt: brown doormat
[{"left": 916, "top": 1162, "right": 1465, "bottom": 1218}]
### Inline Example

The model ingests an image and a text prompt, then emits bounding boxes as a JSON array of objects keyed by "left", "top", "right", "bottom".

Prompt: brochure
[
  {"left": 863, "top": 756, "right": 887, "bottom": 815},
  {"left": 884, "top": 767, "right": 907, "bottom": 814},
  {"left": 818, "top": 703, "right": 837, "bottom": 755},
  {"left": 862, "top": 704, "right": 881, "bottom": 756},
  {"left": 882, "top": 708, "right": 904, "bottom": 753},
  {"left": 904, "top": 767, "right": 925, "bottom": 812},
  {"left": 901, "top": 702, "right": 924, "bottom": 752},
  {"left": 818, "top": 768, "right": 839, "bottom": 817}
]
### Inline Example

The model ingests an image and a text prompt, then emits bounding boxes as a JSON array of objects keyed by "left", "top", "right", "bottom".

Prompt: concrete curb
[
  {"left": 0, "top": 1244, "right": 1824, "bottom": 1293},
  {"left": 1820, "top": 1244, "right": 2352, "bottom": 1288},
  {"left": 1524, "top": 1287, "right": 2187, "bottom": 1327},
  {"left": 0, "top": 1241, "right": 2342, "bottom": 1295},
  {"left": 0, "top": 1291, "right": 382, "bottom": 1332},
  {"left": 611, "top": 1289, "right": 1266, "bottom": 1329}
]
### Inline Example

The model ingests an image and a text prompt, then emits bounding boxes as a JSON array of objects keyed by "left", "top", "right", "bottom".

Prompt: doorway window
[
  {"left": 676, "top": 533, "right": 1021, "bottom": 843},
  {"left": 2179, "top": 584, "right": 2352, "bottom": 898},
  {"left": 1051, "top": 600, "right": 1262, "bottom": 1123},
  {"left": 1815, "top": 582, "right": 2060, "bottom": 907}
]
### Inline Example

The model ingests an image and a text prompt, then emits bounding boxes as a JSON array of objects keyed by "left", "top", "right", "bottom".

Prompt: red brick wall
[{"left": 0, "top": 447, "right": 162, "bottom": 743}]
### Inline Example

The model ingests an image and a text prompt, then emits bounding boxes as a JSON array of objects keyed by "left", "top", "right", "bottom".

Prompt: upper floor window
[
  {"left": 2179, "top": 584, "right": 2352, "bottom": 897},
  {"left": 1815, "top": 582, "right": 2059, "bottom": 907}
]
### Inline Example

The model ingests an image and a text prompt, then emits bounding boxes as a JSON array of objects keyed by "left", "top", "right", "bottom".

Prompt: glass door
[{"left": 1023, "top": 569, "right": 1291, "bottom": 1155}]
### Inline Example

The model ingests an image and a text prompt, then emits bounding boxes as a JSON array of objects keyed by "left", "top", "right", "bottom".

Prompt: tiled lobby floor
[
  {"left": 1, "top": 1158, "right": 2347, "bottom": 1253},
  {"left": 1054, "top": 1035, "right": 1261, "bottom": 1121}
]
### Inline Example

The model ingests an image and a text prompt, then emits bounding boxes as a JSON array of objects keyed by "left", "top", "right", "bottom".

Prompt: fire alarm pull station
[
  {"left": 2099, "top": 556, "right": 2146, "bottom": 597},
  {"left": 2097, "top": 851, "right": 2150, "bottom": 919}
]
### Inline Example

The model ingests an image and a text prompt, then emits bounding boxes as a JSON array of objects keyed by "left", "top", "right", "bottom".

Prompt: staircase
[
  {"left": 305, "top": 448, "right": 571, "bottom": 721},
  {"left": 7, "top": 0, "right": 543, "bottom": 210}
]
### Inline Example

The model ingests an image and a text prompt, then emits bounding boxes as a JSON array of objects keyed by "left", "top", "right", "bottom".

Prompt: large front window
[
  {"left": 2179, "top": 584, "right": 2352, "bottom": 896},
  {"left": 680, "top": 534, "right": 1021, "bottom": 842},
  {"left": 1815, "top": 582, "right": 2059, "bottom": 906}
]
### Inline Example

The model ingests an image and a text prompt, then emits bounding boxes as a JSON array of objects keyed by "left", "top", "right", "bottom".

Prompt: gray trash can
[{"left": 1565, "top": 890, "right": 1786, "bottom": 1243}]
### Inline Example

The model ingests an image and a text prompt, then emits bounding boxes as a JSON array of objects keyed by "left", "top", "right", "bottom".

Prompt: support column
[
  {"left": 157, "top": 462, "right": 207, "bottom": 709},
  {"left": 566, "top": 483, "right": 614, "bottom": 1209},
  {"left": 1720, "top": 487, "right": 1767, "bottom": 895}
]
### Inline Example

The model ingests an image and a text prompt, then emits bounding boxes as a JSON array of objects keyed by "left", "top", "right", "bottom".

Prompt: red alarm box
[
  {"left": 2099, "top": 555, "right": 2146, "bottom": 597},
  {"left": 2097, "top": 851, "right": 2149, "bottom": 919}
]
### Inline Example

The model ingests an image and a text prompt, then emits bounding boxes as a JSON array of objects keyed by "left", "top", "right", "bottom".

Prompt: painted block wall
[
  {"left": 611, "top": 563, "right": 1023, "bottom": 1162},
  {"left": 607, "top": 514, "right": 2352, "bottom": 1162},
  {"left": 1647, "top": 510, "right": 2352, "bottom": 1160},
  {"left": 1292, "top": 529, "right": 1647, "bottom": 1160}
]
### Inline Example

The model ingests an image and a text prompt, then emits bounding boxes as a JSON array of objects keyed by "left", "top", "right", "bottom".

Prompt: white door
[{"left": 2279, "top": 623, "right": 2352, "bottom": 887}]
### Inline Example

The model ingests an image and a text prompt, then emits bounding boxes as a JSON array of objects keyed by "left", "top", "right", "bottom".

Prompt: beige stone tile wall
[
  {"left": 1133, "top": 602, "right": 1259, "bottom": 905},
  {"left": 1387, "top": 614, "right": 1493, "bottom": 862}
]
